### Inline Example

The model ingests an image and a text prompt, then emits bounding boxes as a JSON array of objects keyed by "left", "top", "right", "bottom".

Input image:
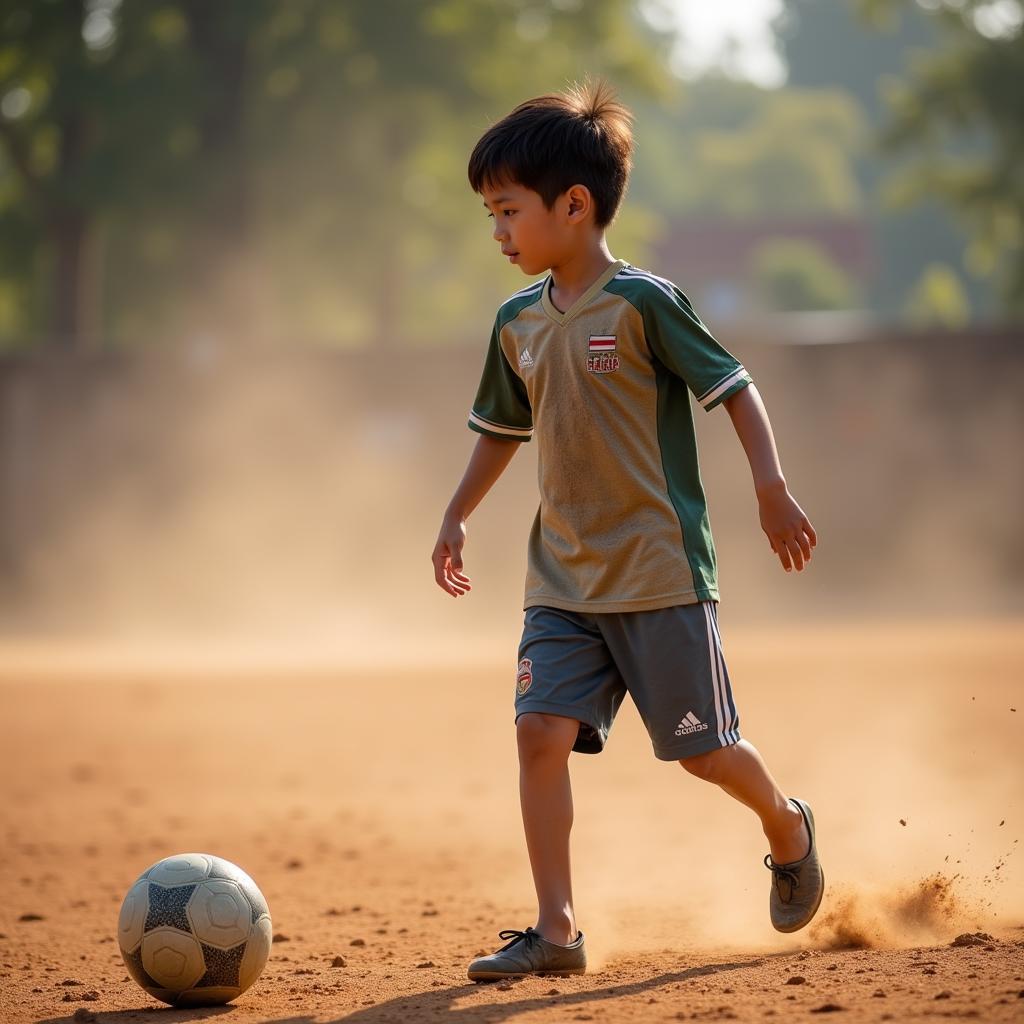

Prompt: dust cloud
[
  {"left": 810, "top": 874, "right": 986, "bottom": 950},
  {"left": 0, "top": 333, "right": 1021, "bottom": 675}
]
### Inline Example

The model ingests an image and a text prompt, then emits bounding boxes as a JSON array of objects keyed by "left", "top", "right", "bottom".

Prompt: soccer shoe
[
  {"left": 764, "top": 797, "right": 825, "bottom": 933},
  {"left": 467, "top": 927, "right": 586, "bottom": 981}
]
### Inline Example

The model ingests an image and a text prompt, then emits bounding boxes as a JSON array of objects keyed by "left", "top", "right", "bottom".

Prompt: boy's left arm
[{"left": 722, "top": 383, "right": 817, "bottom": 573}]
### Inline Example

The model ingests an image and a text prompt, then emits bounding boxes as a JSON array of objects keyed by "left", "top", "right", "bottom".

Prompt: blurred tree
[
  {"left": 903, "top": 261, "right": 971, "bottom": 326},
  {"left": 862, "top": 0, "right": 1024, "bottom": 314},
  {"left": 752, "top": 237, "right": 860, "bottom": 312},
  {"left": 0, "top": 0, "right": 672, "bottom": 351},
  {"left": 0, "top": 0, "right": 276, "bottom": 349},
  {"left": 630, "top": 78, "right": 866, "bottom": 219},
  {"left": 775, "top": 0, "right": 939, "bottom": 121},
  {"left": 772, "top": 0, "right": 992, "bottom": 319}
]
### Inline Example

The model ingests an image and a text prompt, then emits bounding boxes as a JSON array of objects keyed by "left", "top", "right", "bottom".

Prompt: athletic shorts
[{"left": 514, "top": 602, "right": 741, "bottom": 761}]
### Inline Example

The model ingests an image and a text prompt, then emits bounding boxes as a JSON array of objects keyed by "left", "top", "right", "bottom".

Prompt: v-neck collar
[{"left": 540, "top": 259, "right": 627, "bottom": 327}]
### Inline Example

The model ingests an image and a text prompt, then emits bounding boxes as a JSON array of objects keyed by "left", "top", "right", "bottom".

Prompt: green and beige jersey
[{"left": 469, "top": 259, "right": 752, "bottom": 613}]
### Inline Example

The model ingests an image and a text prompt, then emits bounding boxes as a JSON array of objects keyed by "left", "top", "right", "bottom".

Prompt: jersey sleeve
[
  {"left": 468, "top": 320, "right": 534, "bottom": 441},
  {"left": 642, "top": 282, "right": 752, "bottom": 411}
]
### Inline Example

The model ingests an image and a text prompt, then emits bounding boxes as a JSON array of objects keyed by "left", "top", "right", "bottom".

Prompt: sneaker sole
[{"left": 469, "top": 967, "right": 587, "bottom": 982}]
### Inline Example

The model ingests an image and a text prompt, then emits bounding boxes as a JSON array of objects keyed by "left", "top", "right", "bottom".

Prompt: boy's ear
[{"left": 564, "top": 184, "right": 593, "bottom": 223}]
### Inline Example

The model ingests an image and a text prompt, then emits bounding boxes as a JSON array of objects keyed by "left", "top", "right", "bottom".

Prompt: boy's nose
[{"left": 492, "top": 223, "right": 507, "bottom": 243}]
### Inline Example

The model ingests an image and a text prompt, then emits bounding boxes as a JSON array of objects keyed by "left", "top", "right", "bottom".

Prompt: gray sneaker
[
  {"left": 764, "top": 797, "right": 825, "bottom": 933},
  {"left": 467, "top": 927, "right": 587, "bottom": 982}
]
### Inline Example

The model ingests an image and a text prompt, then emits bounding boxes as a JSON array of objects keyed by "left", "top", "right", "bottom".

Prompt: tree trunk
[
  {"left": 49, "top": 211, "right": 88, "bottom": 350},
  {"left": 180, "top": 0, "right": 254, "bottom": 342}
]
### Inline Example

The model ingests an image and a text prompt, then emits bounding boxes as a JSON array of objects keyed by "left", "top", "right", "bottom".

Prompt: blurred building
[{"left": 654, "top": 215, "right": 875, "bottom": 325}]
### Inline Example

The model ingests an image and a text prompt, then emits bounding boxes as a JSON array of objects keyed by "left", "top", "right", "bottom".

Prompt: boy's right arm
[{"left": 431, "top": 434, "right": 522, "bottom": 597}]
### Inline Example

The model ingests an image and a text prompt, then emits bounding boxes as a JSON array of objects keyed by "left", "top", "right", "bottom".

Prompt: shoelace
[
  {"left": 764, "top": 854, "right": 800, "bottom": 902},
  {"left": 497, "top": 927, "right": 541, "bottom": 951}
]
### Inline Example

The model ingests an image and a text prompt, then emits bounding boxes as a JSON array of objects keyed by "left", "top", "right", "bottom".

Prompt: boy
[{"left": 431, "top": 81, "right": 822, "bottom": 981}]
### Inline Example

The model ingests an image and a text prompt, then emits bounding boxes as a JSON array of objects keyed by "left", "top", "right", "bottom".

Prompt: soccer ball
[{"left": 117, "top": 853, "right": 272, "bottom": 1006}]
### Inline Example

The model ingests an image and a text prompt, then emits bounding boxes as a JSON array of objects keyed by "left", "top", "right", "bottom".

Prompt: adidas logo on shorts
[{"left": 675, "top": 711, "right": 709, "bottom": 736}]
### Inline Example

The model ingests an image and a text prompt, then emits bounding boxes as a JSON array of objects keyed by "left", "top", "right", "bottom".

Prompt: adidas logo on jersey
[
  {"left": 518, "top": 348, "right": 535, "bottom": 369},
  {"left": 675, "top": 711, "right": 708, "bottom": 736}
]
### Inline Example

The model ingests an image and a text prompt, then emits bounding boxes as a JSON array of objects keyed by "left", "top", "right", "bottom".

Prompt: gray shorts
[{"left": 515, "top": 602, "right": 740, "bottom": 760}]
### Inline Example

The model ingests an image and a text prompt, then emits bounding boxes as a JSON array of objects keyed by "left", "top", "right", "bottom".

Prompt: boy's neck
[{"left": 547, "top": 237, "right": 617, "bottom": 313}]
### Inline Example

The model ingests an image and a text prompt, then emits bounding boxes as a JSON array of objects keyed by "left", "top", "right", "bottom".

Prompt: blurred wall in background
[{"left": 2, "top": 328, "right": 1020, "bottom": 655}]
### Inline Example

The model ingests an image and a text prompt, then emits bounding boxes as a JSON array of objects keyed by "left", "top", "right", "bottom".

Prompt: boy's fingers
[
  {"left": 432, "top": 550, "right": 458, "bottom": 595},
  {"left": 445, "top": 565, "right": 471, "bottom": 591},
  {"left": 775, "top": 538, "right": 793, "bottom": 571},
  {"left": 787, "top": 536, "right": 805, "bottom": 571},
  {"left": 803, "top": 517, "right": 818, "bottom": 547},
  {"left": 797, "top": 532, "right": 812, "bottom": 562}
]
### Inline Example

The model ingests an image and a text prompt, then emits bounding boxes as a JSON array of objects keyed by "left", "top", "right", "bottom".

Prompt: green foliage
[
  {"left": 863, "top": 0, "right": 1024, "bottom": 313},
  {"left": 903, "top": 261, "right": 971, "bottom": 327},
  {"left": 631, "top": 78, "right": 866, "bottom": 220},
  {"left": 0, "top": 0, "right": 672, "bottom": 350},
  {"left": 752, "top": 238, "right": 860, "bottom": 312}
]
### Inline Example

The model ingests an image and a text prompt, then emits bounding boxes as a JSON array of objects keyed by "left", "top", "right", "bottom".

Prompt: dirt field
[{"left": 1, "top": 622, "right": 1022, "bottom": 1024}]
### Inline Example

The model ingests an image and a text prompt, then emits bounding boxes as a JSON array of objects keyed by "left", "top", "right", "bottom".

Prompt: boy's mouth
[{"left": 502, "top": 249, "right": 519, "bottom": 261}]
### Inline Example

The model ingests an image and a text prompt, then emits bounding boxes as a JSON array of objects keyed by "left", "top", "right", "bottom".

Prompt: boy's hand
[
  {"left": 432, "top": 514, "right": 473, "bottom": 597},
  {"left": 757, "top": 482, "right": 817, "bottom": 573}
]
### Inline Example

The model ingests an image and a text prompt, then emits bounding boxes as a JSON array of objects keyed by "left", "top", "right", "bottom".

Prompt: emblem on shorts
[
  {"left": 587, "top": 335, "right": 619, "bottom": 374},
  {"left": 675, "top": 711, "right": 709, "bottom": 736},
  {"left": 516, "top": 657, "right": 533, "bottom": 695}
]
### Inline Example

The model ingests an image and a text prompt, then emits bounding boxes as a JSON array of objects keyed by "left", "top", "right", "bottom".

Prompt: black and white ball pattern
[{"left": 118, "top": 853, "right": 272, "bottom": 1007}]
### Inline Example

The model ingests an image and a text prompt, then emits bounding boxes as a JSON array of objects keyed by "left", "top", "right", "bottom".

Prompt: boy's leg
[
  {"left": 599, "top": 601, "right": 823, "bottom": 931},
  {"left": 678, "top": 740, "right": 808, "bottom": 864},
  {"left": 517, "top": 712, "right": 580, "bottom": 945}
]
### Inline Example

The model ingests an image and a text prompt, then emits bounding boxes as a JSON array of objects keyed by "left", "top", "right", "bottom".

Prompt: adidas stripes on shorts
[{"left": 514, "top": 602, "right": 740, "bottom": 760}]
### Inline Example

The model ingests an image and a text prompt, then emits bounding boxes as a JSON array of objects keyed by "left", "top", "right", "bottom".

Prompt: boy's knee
[
  {"left": 516, "top": 712, "right": 577, "bottom": 765},
  {"left": 679, "top": 747, "right": 727, "bottom": 783}
]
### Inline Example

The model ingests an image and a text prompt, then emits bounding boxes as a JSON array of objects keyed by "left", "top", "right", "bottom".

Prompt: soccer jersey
[{"left": 468, "top": 259, "right": 752, "bottom": 613}]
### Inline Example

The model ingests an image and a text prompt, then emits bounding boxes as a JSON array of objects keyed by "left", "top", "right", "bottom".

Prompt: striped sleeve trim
[
  {"left": 616, "top": 267, "right": 677, "bottom": 302},
  {"left": 697, "top": 367, "right": 751, "bottom": 410},
  {"left": 499, "top": 279, "right": 546, "bottom": 313},
  {"left": 468, "top": 410, "right": 533, "bottom": 439}
]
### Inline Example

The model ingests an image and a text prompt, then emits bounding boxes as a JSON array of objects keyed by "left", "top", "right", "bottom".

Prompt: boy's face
[{"left": 481, "top": 181, "right": 566, "bottom": 277}]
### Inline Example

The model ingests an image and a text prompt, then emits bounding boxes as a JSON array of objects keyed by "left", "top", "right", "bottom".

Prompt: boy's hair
[{"left": 467, "top": 79, "right": 634, "bottom": 228}]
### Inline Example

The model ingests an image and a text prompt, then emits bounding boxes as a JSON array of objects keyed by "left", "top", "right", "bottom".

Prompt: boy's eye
[{"left": 503, "top": 210, "right": 515, "bottom": 217}]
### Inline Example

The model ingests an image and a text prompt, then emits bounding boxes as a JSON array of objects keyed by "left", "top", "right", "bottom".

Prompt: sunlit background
[
  {"left": 1, "top": 9, "right": 1023, "bottom": 1018},
  {"left": 0, "top": 0, "right": 1021, "bottom": 666}
]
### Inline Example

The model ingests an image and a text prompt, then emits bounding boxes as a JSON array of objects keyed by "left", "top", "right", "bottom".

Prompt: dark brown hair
[{"left": 467, "top": 79, "right": 634, "bottom": 228}]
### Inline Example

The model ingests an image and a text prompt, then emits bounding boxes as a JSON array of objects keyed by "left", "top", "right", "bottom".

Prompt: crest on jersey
[
  {"left": 587, "top": 335, "right": 619, "bottom": 374},
  {"left": 516, "top": 657, "right": 533, "bottom": 695}
]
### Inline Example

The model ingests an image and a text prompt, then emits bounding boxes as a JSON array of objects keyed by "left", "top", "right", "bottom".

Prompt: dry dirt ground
[{"left": 1, "top": 622, "right": 1022, "bottom": 1024}]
